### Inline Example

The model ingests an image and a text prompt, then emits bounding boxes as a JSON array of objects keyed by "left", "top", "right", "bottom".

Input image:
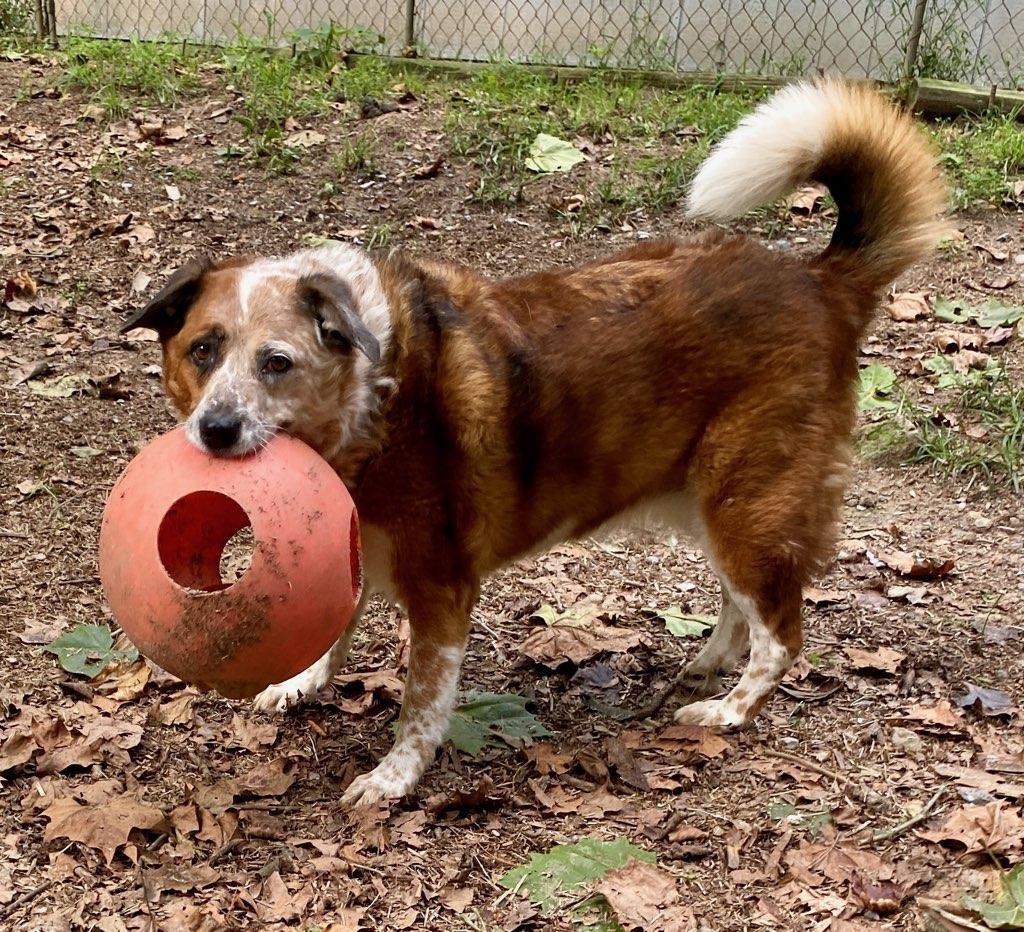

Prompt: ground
[{"left": 1, "top": 46, "right": 1023, "bottom": 932}]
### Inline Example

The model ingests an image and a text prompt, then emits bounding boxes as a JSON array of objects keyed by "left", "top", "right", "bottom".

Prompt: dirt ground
[{"left": 1, "top": 56, "right": 1023, "bottom": 932}]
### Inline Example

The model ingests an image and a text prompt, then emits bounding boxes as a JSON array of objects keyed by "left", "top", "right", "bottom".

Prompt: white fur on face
[{"left": 184, "top": 243, "right": 393, "bottom": 462}]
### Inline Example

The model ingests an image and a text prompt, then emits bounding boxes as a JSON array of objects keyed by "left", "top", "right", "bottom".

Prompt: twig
[
  {"left": 0, "top": 880, "right": 54, "bottom": 920},
  {"left": 763, "top": 748, "right": 885, "bottom": 807},
  {"left": 626, "top": 670, "right": 720, "bottom": 720},
  {"left": 872, "top": 784, "right": 949, "bottom": 843},
  {"left": 207, "top": 837, "right": 243, "bottom": 865},
  {"left": 0, "top": 529, "right": 29, "bottom": 539}
]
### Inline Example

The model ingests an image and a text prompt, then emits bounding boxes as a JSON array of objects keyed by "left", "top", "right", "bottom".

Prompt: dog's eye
[
  {"left": 190, "top": 342, "right": 213, "bottom": 365},
  {"left": 263, "top": 354, "right": 292, "bottom": 375}
]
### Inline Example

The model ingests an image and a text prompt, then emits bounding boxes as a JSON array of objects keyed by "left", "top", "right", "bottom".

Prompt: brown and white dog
[{"left": 123, "top": 80, "right": 944, "bottom": 806}]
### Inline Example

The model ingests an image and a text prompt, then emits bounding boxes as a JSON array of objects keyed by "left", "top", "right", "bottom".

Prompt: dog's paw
[
  {"left": 252, "top": 661, "right": 331, "bottom": 713},
  {"left": 673, "top": 698, "right": 747, "bottom": 730},
  {"left": 341, "top": 764, "right": 417, "bottom": 808},
  {"left": 677, "top": 667, "right": 723, "bottom": 699}
]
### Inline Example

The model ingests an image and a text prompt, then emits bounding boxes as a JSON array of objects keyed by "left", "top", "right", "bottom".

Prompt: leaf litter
[{"left": 1, "top": 51, "right": 1023, "bottom": 932}]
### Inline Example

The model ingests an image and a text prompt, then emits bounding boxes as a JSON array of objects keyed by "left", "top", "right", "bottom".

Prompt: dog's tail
[{"left": 686, "top": 80, "right": 947, "bottom": 294}]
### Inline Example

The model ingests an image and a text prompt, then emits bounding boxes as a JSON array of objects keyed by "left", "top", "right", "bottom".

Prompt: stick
[
  {"left": 763, "top": 748, "right": 886, "bottom": 807},
  {"left": 872, "top": 784, "right": 948, "bottom": 842},
  {"left": 0, "top": 880, "right": 54, "bottom": 921}
]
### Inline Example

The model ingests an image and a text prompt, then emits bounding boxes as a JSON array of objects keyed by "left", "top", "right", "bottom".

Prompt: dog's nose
[{"left": 199, "top": 411, "right": 242, "bottom": 451}]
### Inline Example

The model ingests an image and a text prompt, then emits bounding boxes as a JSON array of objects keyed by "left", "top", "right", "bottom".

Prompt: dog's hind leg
[{"left": 677, "top": 583, "right": 750, "bottom": 699}]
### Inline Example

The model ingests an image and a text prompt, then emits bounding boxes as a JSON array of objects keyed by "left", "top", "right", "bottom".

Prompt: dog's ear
[
  {"left": 298, "top": 272, "right": 381, "bottom": 363},
  {"left": 120, "top": 255, "right": 214, "bottom": 337}
]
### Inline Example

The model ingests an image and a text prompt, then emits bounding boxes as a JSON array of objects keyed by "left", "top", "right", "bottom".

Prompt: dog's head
[{"left": 122, "top": 245, "right": 390, "bottom": 461}]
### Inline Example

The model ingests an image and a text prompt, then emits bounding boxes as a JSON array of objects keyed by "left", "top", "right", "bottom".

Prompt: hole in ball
[{"left": 157, "top": 491, "right": 255, "bottom": 593}]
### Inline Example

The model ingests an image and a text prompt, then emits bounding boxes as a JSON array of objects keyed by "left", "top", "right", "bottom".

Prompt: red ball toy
[{"left": 98, "top": 427, "right": 362, "bottom": 699}]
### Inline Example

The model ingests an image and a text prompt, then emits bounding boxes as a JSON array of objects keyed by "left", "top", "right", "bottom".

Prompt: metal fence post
[
  {"left": 404, "top": 0, "right": 416, "bottom": 52},
  {"left": 903, "top": 0, "right": 929, "bottom": 83}
]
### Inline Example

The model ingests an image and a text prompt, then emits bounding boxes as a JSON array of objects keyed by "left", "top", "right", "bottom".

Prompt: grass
[
  {"left": 858, "top": 359, "right": 1024, "bottom": 492},
  {"left": 47, "top": 35, "right": 1024, "bottom": 205},
  {"left": 60, "top": 35, "right": 204, "bottom": 118},
  {"left": 332, "top": 134, "right": 378, "bottom": 177},
  {"left": 931, "top": 112, "right": 1024, "bottom": 208},
  {"left": 445, "top": 65, "right": 760, "bottom": 206}
]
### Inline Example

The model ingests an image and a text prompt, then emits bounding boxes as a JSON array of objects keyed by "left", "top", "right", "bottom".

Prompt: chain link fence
[{"left": 7, "top": 0, "right": 1024, "bottom": 87}]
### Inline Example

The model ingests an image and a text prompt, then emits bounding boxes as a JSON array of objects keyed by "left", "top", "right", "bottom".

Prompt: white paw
[
  {"left": 252, "top": 662, "right": 331, "bottom": 713},
  {"left": 341, "top": 763, "right": 418, "bottom": 808},
  {"left": 673, "top": 698, "right": 747, "bottom": 730}
]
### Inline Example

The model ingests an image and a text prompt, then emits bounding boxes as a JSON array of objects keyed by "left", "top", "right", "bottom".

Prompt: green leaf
[
  {"left": 524, "top": 133, "right": 586, "bottom": 173},
  {"left": 27, "top": 374, "right": 93, "bottom": 398},
  {"left": 530, "top": 602, "right": 608, "bottom": 629},
  {"left": 857, "top": 363, "right": 898, "bottom": 412},
  {"left": 963, "top": 863, "right": 1024, "bottom": 929},
  {"left": 974, "top": 298, "right": 1024, "bottom": 329},
  {"left": 43, "top": 623, "right": 137, "bottom": 677},
  {"left": 499, "top": 837, "right": 655, "bottom": 912},
  {"left": 934, "top": 295, "right": 973, "bottom": 324},
  {"left": 444, "top": 691, "right": 551, "bottom": 756},
  {"left": 658, "top": 605, "right": 716, "bottom": 637}
]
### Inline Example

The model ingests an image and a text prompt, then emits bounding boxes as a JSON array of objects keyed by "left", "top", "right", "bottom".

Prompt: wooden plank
[{"left": 908, "top": 78, "right": 1024, "bottom": 119}]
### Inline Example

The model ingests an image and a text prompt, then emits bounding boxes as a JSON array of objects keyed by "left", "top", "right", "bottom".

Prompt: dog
[{"left": 122, "top": 80, "right": 945, "bottom": 806}]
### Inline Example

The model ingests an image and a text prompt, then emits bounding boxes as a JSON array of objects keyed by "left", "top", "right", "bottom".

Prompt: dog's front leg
[{"left": 341, "top": 583, "right": 474, "bottom": 807}]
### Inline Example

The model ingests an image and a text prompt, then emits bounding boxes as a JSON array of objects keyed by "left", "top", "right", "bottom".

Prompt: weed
[
  {"left": 333, "top": 135, "right": 377, "bottom": 176},
  {"left": 365, "top": 223, "right": 393, "bottom": 249},
  {"left": 931, "top": 113, "right": 1024, "bottom": 208},
  {"left": 0, "top": 0, "right": 30, "bottom": 33},
  {"left": 59, "top": 35, "right": 203, "bottom": 116},
  {"left": 914, "top": 358, "right": 1024, "bottom": 490},
  {"left": 172, "top": 165, "right": 201, "bottom": 182},
  {"left": 89, "top": 148, "right": 125, "bottom": 183}
]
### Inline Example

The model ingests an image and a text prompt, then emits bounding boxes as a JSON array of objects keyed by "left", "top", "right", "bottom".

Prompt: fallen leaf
[
  {"left": 165, "top": 184, "right": 181, "bottom": 202},
  {"left": 499, "top": 837, "right": 655, "bottom": 912},
  {"left": 42, "top": 794, "right": 167, "bottom": 863},
  {"left": 868, "top": 549, "right": 955, "bottom": 580},
  {"left": 902, "top": 701, "right": 962, "bottom": 729},
  {"left": 148, "top": 692, "right": 196, "bottom": 726},
  {"left": 284, "top": 129, "right": 326, "bottom": 148},
  {"left": 0, "top": 729, "right": 36, "bottom": 773},
  {"left": 787, "top": 183, "right": 828, "bottom": 215},
  {"left": 143, "top": 862, "right": 220, "bottom": 900},
  {"left": 524, "top": 133, "right": 586, "bottom": 173},
  {"left": 130, "top": 270, "right": 152, "bottom": 294},
  {"left": 657, "top": 606, "right": 715, "bottom": 637},
  {"left": 845, "top": 645, "right": 905, "bottom": 676},
  {"left": 595, "top": 859, "right": 694, "bottom": 931},
  {"left": 439, "top": 886, "right": 474, "bottom": 913},
  {"left": 850, "top": 872, "right": 908, "bottom": 915},
  {"left": 956, "top": 684, "right": 1016, "bottom": 717},
  {"left": 888, "top": 291, "right": 930, "bottom": 321},
  {"left": 920, "top": 803, "right": 1024, "bottom": 855},
  {"left": 521, "top": 623, "right": 645, "bottom": 667},
  {"left": 445, "top": 691, "right": 550, "bottom": 755}
]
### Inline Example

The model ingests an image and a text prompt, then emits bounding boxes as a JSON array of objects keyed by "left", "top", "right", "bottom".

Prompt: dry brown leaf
[
  {"left": 42, "top": 794, "right": 167, "bottom": 863},
  {"left": 919, "top": 802, "right": 1024, "bottom": 854},
  {"left": 869, "top": 549, "right": 955, "bottom": 579},
  {"left": 524, "top": 742, "right": 573, "bottom": 775},
  {"left": 787, "top": 183, "right": 828, "bottom": 214},
  {"left": 888, "top": 291, "right": 930, "bottom": 321},
  {"left": 933, "top": 764, "right": 1024, "bottom": 801},
  {"left": 143, "top": 862, "right": 220, "bottom": 900},
  {"left": 258, "top": 871, "right": 311, "bottom": 923},
  {"left": 654, "top": 724, "right": 732, "bottom": 759},
  {"left": 439, "top": 886, "right": 474, "bottom": 913},
  {"left": 902, "top": 701, "right": 962, "bottom": 729},
  {"left": 952, "top": 349, "right": 990, "bottom": 374},
  {"left": 284, "top": 129, "right": 326, "bottom": 148},
  {"left": 149, "top": 693, "right": 196, "bottom": 726},
  {"left": 845, "top": 646, "right": 905, "bottom": 675},
  {"left": 850, "top": 872, "right": 908, "bottom": 915},
  {"left": 108, "top": 662, "right": 151, "bottom": 701},
  {"left": 0, "top": 729, "right": 36, "bottom": 773},
  {"left": 228, "top": 714, "right": 279, "bottom": 752},
  {"left": 595, "top": 859, "right": 695, "bottom": 931},
  {"left": 520, "top": 623, "right": 644, "bottom": 667}
]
